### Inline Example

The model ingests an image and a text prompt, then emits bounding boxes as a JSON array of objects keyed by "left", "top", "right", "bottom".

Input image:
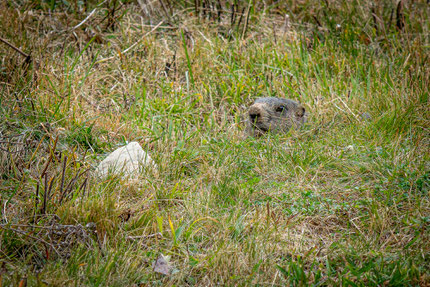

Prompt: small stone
[
  {"left": 315, "top": 96, "right": 325, "bottom": 103},
  {"left": 85, "top": 222, "right": 96, "bottom": 230},
  {"left": 152, "top": 254, "right": 172, "bottom": 276},
  {"left": 95, "top": 142, "right": 156, "bottom": 178},
  {"left": 344, "top": 145, "right": 354, "bottom": 151},
  {"left": 360, "top": 112, "right": 372, "bottom": 121}
]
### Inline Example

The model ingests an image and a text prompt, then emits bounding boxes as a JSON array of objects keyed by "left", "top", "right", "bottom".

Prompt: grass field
[{"left": 1, "top": 0, "right": 429, "bottom": 286}]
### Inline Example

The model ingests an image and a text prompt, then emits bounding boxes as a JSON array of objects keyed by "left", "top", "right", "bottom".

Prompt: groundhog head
[{"left": 247, "top": 97, "right": 307, "bottom": 136}]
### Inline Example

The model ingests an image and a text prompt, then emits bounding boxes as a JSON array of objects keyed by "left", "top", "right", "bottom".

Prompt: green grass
[{"left": 1, "top": 0, "right": 429, "bottom": 286}]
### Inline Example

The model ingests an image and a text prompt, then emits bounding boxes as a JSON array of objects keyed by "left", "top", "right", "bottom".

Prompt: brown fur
[{"left": 247, "top": 97, "right": 307, "bottom": 136}]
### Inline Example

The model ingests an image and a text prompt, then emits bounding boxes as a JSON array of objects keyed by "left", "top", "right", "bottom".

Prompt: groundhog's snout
[
  {"left": 249, "top": 110, "right": 260, "bottom": 122},
  {"left": 248, "top": 104, "right": 265, "bottom": 123},
  {"left": 247, "top": 97, "right": 306, "bottom": 136}
]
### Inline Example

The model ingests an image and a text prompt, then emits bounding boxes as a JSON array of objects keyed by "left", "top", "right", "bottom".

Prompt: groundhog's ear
[{"left": 296, "top": 106, "right": 306, "bottom": 118}]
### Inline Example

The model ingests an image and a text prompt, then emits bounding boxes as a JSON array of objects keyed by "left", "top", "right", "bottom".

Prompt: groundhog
[{"left": 247, "top": 97, "right": 307, "bottom": 136}]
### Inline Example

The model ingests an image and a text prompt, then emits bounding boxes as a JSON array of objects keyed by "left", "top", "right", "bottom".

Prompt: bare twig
[
  {"left": 96, "top": 21, "right": 163, "bottom": 64},
  {"left": 72, "top": 8, "right": 97, "bottom": 30},
  {"left": 194, "top": 0, "right": 199, "bottom": 17},
  {"left": 42, "top": 174, "right": 48, "bottom": 214},
  {"left": 312, "top": 15, "right": 322, "bottom": 28},
  {"left": 0, "top": 147, "right": 28, "bottom": 154},
  {"left": 371, "top": 5, "right": 379, "bottom": 35},
  {"left": 106, "top": 0, "right": 119, "bottom": 31},
  {"left": 122, "top": 21, "right": 164, "bottom": 54},
  {"left": 0, "top": 225, "right": 61, "bottom": 257},
  {"left": 230, "top": 3, "right": 236, "bottom": 27},
  {"left": 272, "top": 23, "right": 277, "bottom": 44},
  {"left": 126, "top": 232, "right": 162, "bottom": 240},
  {"left": 387, "top": 8, "right": 394, "bottom": 31},
  {"left": 158, "top": 0, "right": 172, "bottom": 21},
  {"left": 396, "top": 0, "right": 404, "bottom": 31},
  {"left": 59, "top": 167, "right": 91, "bottom": 204},
  {"left": 34, "top": 182, "right": 39, "bottom": 217},
  {"left": 78, "top": 177, "right": 88, "bottom": 197},
  {"left": 216, "top": 0, "right": 222, "bottom": 22},
  {"left": 242, "top": 0, "right": 252, "bottom": 40},
  {"left": 48, "top": 176, "right": 55, "bottom": 202},
  {"left": 0, "top": 37, "right": 29, "bottom": 58},
  {"left": 59, "top": 155, "right": 67, "bottom": 199},
  {"left": 236, "top": 7, "right": 246, "bottom": 32},
  {"left": 40, "top": 135, "right": 59, "bottom": 178}
]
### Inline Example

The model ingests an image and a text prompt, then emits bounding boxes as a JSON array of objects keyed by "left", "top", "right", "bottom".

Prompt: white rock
[
  {"left": 344, "top": 145, "right": 354, "bottom": 152},
  {"left": 152, "top": 254, "right": 172, "bottom": 276},
  {"left": 95, "top": 142, "right": 156, "bottom": 178}
]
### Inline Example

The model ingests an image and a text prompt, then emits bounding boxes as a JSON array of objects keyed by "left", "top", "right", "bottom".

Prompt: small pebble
[
  {"left": 345, "top": 145, "right": 354, "bottom": 151},
  {"left": 360, "top": 112, "right": 372, "bottom": 121}
]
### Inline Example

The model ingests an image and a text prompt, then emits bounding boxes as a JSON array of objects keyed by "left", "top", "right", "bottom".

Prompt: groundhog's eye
[{"left": 276, "top": 106, "right": 287, "bottom": 113}]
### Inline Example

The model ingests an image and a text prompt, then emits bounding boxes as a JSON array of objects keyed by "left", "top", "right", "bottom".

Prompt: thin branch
[
  {"left": 72, "top": 8, "right": 97, "bottom": 30},
  {"left": 59, "top": 155, "right": 67, "bottom": 199},
  {"left": 0, "top": 225, "right": 61, "bottom": 257},
  {"left": 396, "top": 0, "right": 404, "bottom": 31},
  {"left": 126, "top": 232, "right": 162, "bottom": 240},
  {"left": 242, "top": 0, "right": 252, "bottom": 40},
  {"left": 0, "top": 37, "right": 29, "bottom": 58},
  {"left": 122, "top": 21, "right": 164, "bottom": 54},
  {"left": 96, "top": 21, "right": 163, "bottom": 64}
]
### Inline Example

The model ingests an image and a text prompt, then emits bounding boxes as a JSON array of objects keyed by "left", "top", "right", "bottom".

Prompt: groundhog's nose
[
  {"left": 249, "top": 111, "right": 260, "bottom": 122},
  {"left": 249, "top": 105, "right": 262, "bottom": 123},
  {"left": 249, "top": 104, "right": 265, "bottom": 124}
]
